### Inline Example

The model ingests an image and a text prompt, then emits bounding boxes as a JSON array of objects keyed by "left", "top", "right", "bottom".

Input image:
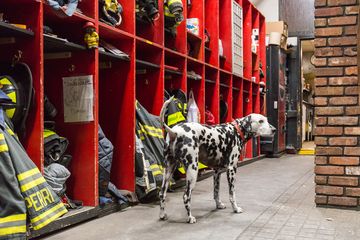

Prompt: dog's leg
[
  {"left": 227, "top": 166, "right": 243, "bottom": 213},
  {"left": 159, "top": 159, "right": 176, "bottom": 221},
  {"left": 213, "top": 169, "right": 226, "bottom": 209},
  {"left": 184, "top": 164, "right": 198, "bottom": 224}
]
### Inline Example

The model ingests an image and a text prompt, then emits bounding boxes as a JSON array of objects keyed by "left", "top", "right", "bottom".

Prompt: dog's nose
[{"left": 270, "top": 125, "right": 276, "bottom": 134}]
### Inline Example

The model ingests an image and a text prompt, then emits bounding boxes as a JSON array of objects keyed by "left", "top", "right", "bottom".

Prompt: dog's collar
[{"left": 231, "top": 121, "right": 245, "bottom": 141}]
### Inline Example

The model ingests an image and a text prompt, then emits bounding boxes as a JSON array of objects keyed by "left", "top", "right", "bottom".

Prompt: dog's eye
[{"left": 259, "top": 120, "right": 264, "bottom": 124}]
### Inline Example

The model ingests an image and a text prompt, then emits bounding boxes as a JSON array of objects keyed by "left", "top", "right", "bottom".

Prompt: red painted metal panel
[
  {"left": 205, "top": 0, "right": 219, "bottom": 66},
  {"left": 1, "top": 0, "right": 266, "bottom": 210}
]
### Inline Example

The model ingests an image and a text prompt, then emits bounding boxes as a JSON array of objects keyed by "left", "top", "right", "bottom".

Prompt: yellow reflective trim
[
  {"left": 5, "top": 108, "right": 15, "bottom": 119},
  {"left": 178, "top": 167, "right": 185, "bottom": 174},
  {"left": 7, "top": 91, "right": 16, "bottom": 103},
  {"left": 44, "top": 129, "right": 56, "bottom": 139},
  {"left": 0, "top": 214, "right": 26, "bottom": 224},
  {"left": 199, "top": 162, "right": 207, "bottom": 169},
  {"left": 143, "top": 125, "right": 162, "bottom": 134},
  {"left": 6, "top": 128, "right": 15, "bottom": 136},
  {"left": 138, "top": 124, "right": 163, "bottom": 139},
  {"left": 33, "top": 208, "right": 67, "bottom": 230},
  {"left": 0, "top": 77, "right": 12, "bottom": 85},
  {"left": 168, "top": 111, "right": 186, "bottom": 126},
  {"left": 152, "top": 170, "right": 162, "bottom": 176},
  {"left": 178, "top": 163, "right": 207, "bottom": 174},
  {"left": 0, "top": 225, "right": 26, "bottom": 236},
  {"left": 150, "top": 164, "right": 160, "bottom": 170},
  {"left": 168, "top": 0, "right": 182, "bottom": 5},
  {"left": 20, "top": 177, "right": 46, "bottom": 192},
  {"left": 0, "top": 134, "right": 4, "bottom": 140},
  {"left": 31, "top": 203, "right": 66, "bottom": 223},
  {"left": 17, "top": 168, "right": 40, "bottom": 181},
  {"left": 0, "top": 144, "right": 9, "bottom": 152}
]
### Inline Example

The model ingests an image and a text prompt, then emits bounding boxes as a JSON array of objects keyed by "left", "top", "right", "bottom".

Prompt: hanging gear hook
[
  {"left": 69, "top": 64, "right": 76, "bottom": 72},
  {"left": 12, "top": 50, "right": 23, "bottom": 67}
]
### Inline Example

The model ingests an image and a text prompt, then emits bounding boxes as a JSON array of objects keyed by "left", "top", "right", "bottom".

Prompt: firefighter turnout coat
[{"left": 0, "top": 110, "right": 67, "bottom": 239}]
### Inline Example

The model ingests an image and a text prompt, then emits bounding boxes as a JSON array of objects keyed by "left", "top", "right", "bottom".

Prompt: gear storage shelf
[{"left": 0, "top": 0, "right": 266, "bottom": 237}]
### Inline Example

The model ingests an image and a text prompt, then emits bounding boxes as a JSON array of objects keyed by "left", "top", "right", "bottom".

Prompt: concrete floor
[{"left": 44, "top": 155, "right": 360, "bottom": 240}]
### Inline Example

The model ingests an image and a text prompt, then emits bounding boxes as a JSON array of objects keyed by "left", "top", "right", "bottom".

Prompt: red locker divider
[
  {"left": 205, "top": 0, "right": 219, "bottom": 66},
  {"left": 1, "top": 0, "right": 266, "bottom": 233},
  {"left": 232, "top": 75, "right": 243, "bottom": 119},
  {"left": 205, "top": 65, "right": 219, "bottom": 124},
  {"left": 219, "top": 0, "right": 232, "bottom": 71},
  {"left": 0, "top": 1, "right": 45, "bottom": 170}
]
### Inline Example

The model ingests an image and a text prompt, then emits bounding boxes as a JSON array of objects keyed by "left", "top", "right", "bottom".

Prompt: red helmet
[{"left": 83, "top": 22, "right": 95, "bottom": 29}]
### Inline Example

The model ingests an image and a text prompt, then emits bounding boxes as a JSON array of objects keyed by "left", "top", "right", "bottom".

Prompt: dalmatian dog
[{"left": 158, "top": 97, "right": 276, "bottom": 223}]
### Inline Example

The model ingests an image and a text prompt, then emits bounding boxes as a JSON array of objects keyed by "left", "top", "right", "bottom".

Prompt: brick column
[{"left": 314, "top": 0, "right": 360, "bottom": 207}]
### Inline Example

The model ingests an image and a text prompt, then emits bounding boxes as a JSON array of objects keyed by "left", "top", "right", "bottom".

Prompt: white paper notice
[{"left": 62, "top": 75, "right": 94, "bottom": 123}]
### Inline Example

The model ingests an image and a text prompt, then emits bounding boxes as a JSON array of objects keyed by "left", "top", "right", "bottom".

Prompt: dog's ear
[
  {"left": 239, "top": 116, "right": 252, "bottom": 134},
  {"left": 169, "top": 131, "right": 177, "bottom": 142}
]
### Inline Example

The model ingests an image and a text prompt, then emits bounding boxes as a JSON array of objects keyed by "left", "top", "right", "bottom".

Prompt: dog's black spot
[
  {"left": 192, "top": 130, "right": 196, "bottom": 134},
  {"left": 192, "top": 165, "right": 196, "bottom": 170},
  {"left": 183, "top": 136, "right": 192, "bottom": 145},
  {"left": 201, "top": 130, "right": 206, "bottom": 136},
  {"left": 181, "top": 125, "right": 191, "bottom": 132},
  {"left": 186, "top": 154, "right": 193, "bottom": 163}
]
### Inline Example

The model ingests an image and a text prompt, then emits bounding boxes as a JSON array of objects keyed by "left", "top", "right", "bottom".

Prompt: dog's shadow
[{"left": 164, "top": 208, "right": 226, "bottom": 224}]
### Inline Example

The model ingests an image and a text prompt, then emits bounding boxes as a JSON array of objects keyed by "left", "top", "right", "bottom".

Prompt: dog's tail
[{"left": 159, "top": 96, "right": 177, "bottom": 140}]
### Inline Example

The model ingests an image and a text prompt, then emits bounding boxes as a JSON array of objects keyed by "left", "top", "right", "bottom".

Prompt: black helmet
[{"left": 0, "top": 62, "right": 33, "bottom": 135}]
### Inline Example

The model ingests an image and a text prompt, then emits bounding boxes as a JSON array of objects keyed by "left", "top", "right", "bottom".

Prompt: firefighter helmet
[
  {"left": 0, "top": 62, "right": 33, "bottom": 136},
  {"left": 99, "top": 0, "right": 123, "bottom": 26}
]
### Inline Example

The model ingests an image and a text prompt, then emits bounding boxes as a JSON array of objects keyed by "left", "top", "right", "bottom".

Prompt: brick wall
[{"left": 314, "top": 0, "right": 360, "bottom": 208}]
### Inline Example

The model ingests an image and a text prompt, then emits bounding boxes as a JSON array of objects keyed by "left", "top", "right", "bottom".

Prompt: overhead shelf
[
  {"left": 0, "top": 21, "right": 34, "bottom": 38},
  {"left": 136, "top": 59, "right": 160, "bottom": 70},
  {"left": 219, "top": 83, "right": 230, "bottom": 88},
  {"left": 187, "top": 75, "right": 201, "bottom": 81},
  {"left": 99, "top": 50, "right": 131, "bottom": 62},
  {"left": 165, "top": 68, "right": 182, "bottom": 76},
  {"left": 205, "top": 79, "right": 216, "bottom": 84},
  {"left": 44, "top": 34, "right": 86, "bottom": 52}
]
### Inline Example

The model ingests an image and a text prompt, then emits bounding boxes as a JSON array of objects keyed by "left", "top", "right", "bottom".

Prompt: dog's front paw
[
  {"left": 233, "top": 207, "right": 243, "bottom": 213},
  {"left": 159, "top": 213, "right": 168, "bottom": 221},
  {"left": 216, "top": 202, "right": 226, "bottom": 209},
  {"left": 187, "top": 216, "right": 197, "bottom": 224}
]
